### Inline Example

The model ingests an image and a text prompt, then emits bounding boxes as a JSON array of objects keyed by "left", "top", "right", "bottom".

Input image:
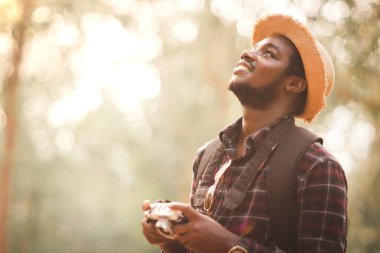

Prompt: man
[{"left": 141, "top": 14, "right": 347, "bottom": 253}]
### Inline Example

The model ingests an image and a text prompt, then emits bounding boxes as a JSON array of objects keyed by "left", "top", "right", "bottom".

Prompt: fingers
[
  {"left": 141, "top": 216, "right": 155, "bottom": 231},
  {"left": 176, "top": 231, "right": 191, "bottom": 246},
  {"left": 141, "top": 200, "right": 153, "bottom": 231},
  {"left": 141, "top": 217, "right": 168, "bottom": 245},
  {"left": 173, "top": 222, "right": 190, "bottom": 237},
  {"left": 142, "top": 199, "right": 151, "bottom": 211},
  {"left": 142, "top": 199, "right": 178, "bottom": 246},
  {"left": 167, "top": 202, "right": 199, "bottom": 220}
]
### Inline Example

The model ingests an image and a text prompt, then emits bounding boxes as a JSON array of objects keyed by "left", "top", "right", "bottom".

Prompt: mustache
[{"left": 236, "top": 59, "right": 256, "bottom": 71}]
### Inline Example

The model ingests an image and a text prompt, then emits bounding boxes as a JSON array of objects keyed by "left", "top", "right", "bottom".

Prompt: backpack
[{"left": 195, "top": 126, "right": 322, "bottom": 252}]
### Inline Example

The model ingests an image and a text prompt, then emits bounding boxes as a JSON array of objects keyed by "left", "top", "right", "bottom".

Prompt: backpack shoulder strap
[
  {"left": 267, "top": 126, "right": 323, "bottom": 252},
  {"left": 195, "top": 138, "right": 221, "bottom": 185}
]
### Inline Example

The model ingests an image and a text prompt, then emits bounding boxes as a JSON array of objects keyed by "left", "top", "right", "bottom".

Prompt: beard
[{"left": 228, "top": 80, "right": 280, "bottom": 110}]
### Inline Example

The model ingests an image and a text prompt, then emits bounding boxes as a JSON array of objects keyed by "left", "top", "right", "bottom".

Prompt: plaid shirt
[{"left": 189, "top": 117, "right": 347, "bottom": 253}]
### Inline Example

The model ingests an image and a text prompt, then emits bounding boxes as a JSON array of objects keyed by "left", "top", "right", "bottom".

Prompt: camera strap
[
  {"left": 222, "top": 117, "right": 294, "bottom": 209},
  {"left": 193, "top": 117, "right": 294, "bottom": 208}
]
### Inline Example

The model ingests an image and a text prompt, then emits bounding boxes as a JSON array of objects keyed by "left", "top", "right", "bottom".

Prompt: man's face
[{"left": 228, "top": 35, "right": 295, "bottom": 110}]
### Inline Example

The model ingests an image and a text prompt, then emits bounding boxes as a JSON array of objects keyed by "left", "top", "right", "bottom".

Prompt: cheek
[
  {"left": 257, "top": 60, "right": 283, "bottom": 72},
  {"left": 255, "top": 62, "right": 287, "bottom": 78}
]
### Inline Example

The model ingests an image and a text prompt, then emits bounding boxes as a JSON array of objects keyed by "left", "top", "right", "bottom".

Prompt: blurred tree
[
  {"left": 329, "top": 0, "right": 380, "bottom": 251},
  {"left": 0, "top": 0, "right": 32, "bottom": 252}
]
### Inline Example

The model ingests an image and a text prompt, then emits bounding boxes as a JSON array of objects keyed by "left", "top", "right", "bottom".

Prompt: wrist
[
  {"left": 220, "top": 231, "right": 241, "bottom": 253},
  {"left": 159, "top": 240, "right": 186, "bottom": 253},
  {"left": 226, "top": 237, "right": 249, "bottom": 253}
]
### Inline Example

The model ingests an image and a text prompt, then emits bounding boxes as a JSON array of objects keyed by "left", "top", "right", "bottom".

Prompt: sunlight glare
[
  {"left": 47, "top": 88, "right": 103, "bottom": 127},
  {"left": 101, "top": 0, "right": 136, "bottom": 14},
  {"left": 173, "top": 19, "right": 199, "bottom": 43},
  {"left": 219, "top": 0, "right": 307, "bottom": 37},
  {"left": 32, "top": 129, "right": 53, "bottom": 161},
  {"left": 23, "top": 93, "right": 49, "bottom": 121},
  {"left": 55, "top": 129, "right": 75, "bottom": 155},
  {"left": 106, "top": 62, "right": 161, "bottom": 116},
  {"left": 299, "top": 0, "right": 322, "bottom": 17},
  {"left": 315, "top": 20, "right": 336, "bottom": 37},
  {"left": 322, "top": 0, "right": 350, "bottom": 22},
  {"left": 32, "top": 6, "right": 51, "bottom": 24},
  {"left": 334, "top": 151, "right": 354, "bottom": 172},
  {"left": 349, "top": 120, "right": 376, "bottom": 159},
  {"left": 354, "top": 0, "right": 376, "bottom": 9},
  {"left": 332, "top": 37, "right": 351, "bottom": 64},
  {"left": 211, "top": 0, "right": 242, "bottom": 22},
  {"left": 45, "top": 13, "right": 164, "bottom": 125},
  {"left": 0, "top": 0, "right": 22, "bottom": 23},
  {"left": 81, "top": 13, "right": 162, "bottom": 61},
  {"left": 196, "top": 85, "right": 215, "bottom": 106},
  {"left": 109, "top": 144, "right": 134, "bottom": 184},
  {"left": 178, "top": 0, "right": 204, "bottom": 12},
  {"left": 0, "top": 33, "right": 12, "bottom": 55},
  {"left": 324, "top": 105, "right": 376, "bottom": 173},
  {"left": 274, "top": 7, "right": 307, "bottom": 23},
  {"left": 257, "top": 0, "right": 293, "bottom": 16},
  {"left": 19, "top": 26, "right": 65, "bottom": 82},
  {"left": 0, "top": 107, "right": 6, "bottom": 130},
  {"left": 324, "top": 106, "right": 354, "bottom": 172},
  {"left": 52, "top": 22, "right": 79, "bottom": 47},
  {"left": 236, "top": 14, "right": 255, "bottom": 37},
  {"left": 130, "top": 121, "right": 152, "bottom": 144}
]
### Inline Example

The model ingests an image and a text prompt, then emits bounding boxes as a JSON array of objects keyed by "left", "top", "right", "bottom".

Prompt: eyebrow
[
  {"left": 253, "top": 41, "right": 278, "bottom": 49},
  {"left": 261, "top": 43, "right": 280, "bottom": 53}
]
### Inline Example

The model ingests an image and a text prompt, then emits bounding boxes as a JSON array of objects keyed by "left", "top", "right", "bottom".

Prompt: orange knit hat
[{"left": 252, "top": 14, "right": 335, "bottom": 122}]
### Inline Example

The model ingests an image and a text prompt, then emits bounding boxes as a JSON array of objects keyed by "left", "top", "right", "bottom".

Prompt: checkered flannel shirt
[{"left": 189, "top": 117, "right": 347, "bottom": 252}]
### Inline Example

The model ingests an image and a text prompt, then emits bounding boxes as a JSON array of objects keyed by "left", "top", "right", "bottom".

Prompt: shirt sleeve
[
  {"left": 296, "top": 153, "right": 348, "bottom": 252},
  {"left": 225, "top": 144, "right": 348, "bottom": 253}
]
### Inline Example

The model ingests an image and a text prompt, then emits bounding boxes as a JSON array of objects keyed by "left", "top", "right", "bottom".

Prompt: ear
[{"left": 285, "top": 77, "right": 307, "bottom": 94}]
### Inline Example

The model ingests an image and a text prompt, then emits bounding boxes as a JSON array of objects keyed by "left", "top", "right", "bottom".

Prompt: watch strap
[{"left": 227, "top": 244, "right": 248, "bottom": 253}]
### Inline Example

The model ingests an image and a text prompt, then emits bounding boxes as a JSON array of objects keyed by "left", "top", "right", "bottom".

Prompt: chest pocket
[{"left": 192, "top": 185, "right": 208, "bottom": 207}]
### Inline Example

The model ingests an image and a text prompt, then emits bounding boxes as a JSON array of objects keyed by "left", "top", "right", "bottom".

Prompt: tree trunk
[{"left": 0, "top": 1, "right": 32, "bottom": 252}]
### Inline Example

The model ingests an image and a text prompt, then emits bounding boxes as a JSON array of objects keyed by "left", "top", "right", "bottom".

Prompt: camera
[{"left": 144, "top": 202, "right": 187, "bottom": 239}]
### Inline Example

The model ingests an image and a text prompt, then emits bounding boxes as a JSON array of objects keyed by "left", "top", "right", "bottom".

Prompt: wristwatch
[{"left": 227, "top": 244, "right": 248, "bottom": 253}]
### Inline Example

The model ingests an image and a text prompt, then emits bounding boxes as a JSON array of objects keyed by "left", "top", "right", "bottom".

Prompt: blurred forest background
[{"left": 0, "top": 0, "right": 379, "bottom": 252}]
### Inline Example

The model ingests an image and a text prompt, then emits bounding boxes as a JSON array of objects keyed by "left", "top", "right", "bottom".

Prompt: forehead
[{"left": 255, "top": 34, "right": 296, "bottom": 57}]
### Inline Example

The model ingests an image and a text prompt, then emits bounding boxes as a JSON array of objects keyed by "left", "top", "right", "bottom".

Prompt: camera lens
[{"left": 156, "top": 219, "right": 175, "bottom": 239}]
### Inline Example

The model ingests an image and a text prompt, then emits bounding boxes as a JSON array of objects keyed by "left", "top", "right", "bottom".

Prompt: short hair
[
  {"left": 280, "top": 35, "right": 307, "bottom": 115},
  {"left": 286, "top": 44, "right": 305, "bottom": 79}
]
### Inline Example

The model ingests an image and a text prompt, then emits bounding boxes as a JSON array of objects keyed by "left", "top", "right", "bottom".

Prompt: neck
[
  {"left": 235, "top": 106, "right": 288, "bottom": 158},
  {"left": 240, "top": 106, "right": 289, "bottom": 139}
]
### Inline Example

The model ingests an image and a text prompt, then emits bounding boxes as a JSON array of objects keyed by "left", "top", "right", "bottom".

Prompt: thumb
[
  {"left": 142, "top": 199, "right": 151, "bottom": 211},
  {"left": 167, "top": 202, "right": 200, "bottom": 221}
]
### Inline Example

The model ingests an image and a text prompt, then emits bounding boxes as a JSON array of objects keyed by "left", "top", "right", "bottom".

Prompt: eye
[{"left": 263, "top": 50, "right": 275, "bottom": 58}]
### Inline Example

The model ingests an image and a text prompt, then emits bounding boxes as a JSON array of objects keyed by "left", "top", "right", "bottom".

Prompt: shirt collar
[{"left": 219, "top": 115, "right": 294, "bottom": 159}]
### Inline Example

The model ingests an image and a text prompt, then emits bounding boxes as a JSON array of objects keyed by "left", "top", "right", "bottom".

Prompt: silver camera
[{"left": 144, "top": 202, "right": 186, "bottom": 239}]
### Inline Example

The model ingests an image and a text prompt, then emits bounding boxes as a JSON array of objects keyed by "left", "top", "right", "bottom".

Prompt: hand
[
  {"left": 168, "top": 202, "right": 240, "bottom": 253},
  {"left": 141, "top": 200, "right": 175, "bottom": 246}
]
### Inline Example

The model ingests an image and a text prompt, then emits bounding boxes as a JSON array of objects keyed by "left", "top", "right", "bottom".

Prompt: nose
[{"left": 240, "top": 48, "right": 257, "bottom": 62}]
